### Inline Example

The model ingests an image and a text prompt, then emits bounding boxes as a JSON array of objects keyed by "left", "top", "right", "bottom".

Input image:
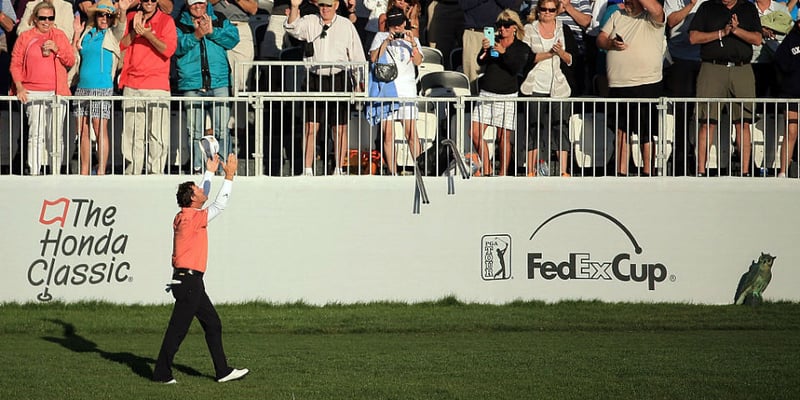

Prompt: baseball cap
[
  {"left": 318, "top": 0, "right": 335, "bottom": 6},
  {"left": 386, "top": 7, "right": 406, "bottom": 27},
  {"left": 187, "top": 0, "right": 207, "bottom": 5}
]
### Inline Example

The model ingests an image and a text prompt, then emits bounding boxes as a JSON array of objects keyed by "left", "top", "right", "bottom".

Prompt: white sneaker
[
  {"left": 160, "top": 378, "right": 177, "bottom": 385},
  {"left": 217, "top": 368, "right": 249, "bottom": 383},
  {"left": 778, "top": 172, "right": 786, "bottom": 178}
]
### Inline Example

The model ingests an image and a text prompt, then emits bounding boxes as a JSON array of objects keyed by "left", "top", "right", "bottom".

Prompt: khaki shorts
[{"left": 696, "top": 62, "right": 755, "bottom": 123}]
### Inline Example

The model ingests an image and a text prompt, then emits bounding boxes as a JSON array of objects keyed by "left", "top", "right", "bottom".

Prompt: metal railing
[{"left": 2, "top": 91, "right": 799, "bottom": 178}]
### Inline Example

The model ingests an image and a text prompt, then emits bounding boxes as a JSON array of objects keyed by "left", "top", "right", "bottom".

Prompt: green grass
[{"left": 1, "top": 299, "right": 798, "bottom": 400}]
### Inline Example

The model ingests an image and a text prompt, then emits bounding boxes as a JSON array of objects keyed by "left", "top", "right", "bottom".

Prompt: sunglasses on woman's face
[
  {"left": 539, "top": 7, "right": 558, "bottom": 13},
  {"left": 98, "top": 13, "right": 115, "bottom": 18},
  {"left": 496, "top": 21, "right": 515, "bottom": 29},
  {"left": 37, "top": 15, "right": 56, "bottom": 21},
  {"left": 141, "top": 0, "right": 158, "bottom": 3}
]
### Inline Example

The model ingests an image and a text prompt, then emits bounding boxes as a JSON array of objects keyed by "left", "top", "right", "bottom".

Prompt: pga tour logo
[
  {"left": 28, "top": 198, "right": 133, "bottom": 302},
  {"left": 481, "top": 234, "right": 511, "bottom": 280}
]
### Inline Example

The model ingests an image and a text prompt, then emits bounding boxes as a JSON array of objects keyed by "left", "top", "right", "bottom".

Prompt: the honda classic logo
[{"left": 28, "top": 198, "right": 133, "bottom": 301}]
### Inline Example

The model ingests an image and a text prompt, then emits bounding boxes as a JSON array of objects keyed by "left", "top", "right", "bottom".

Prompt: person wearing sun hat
[{"left": 72, "top": 0, "right": 131, "bottom": 175}]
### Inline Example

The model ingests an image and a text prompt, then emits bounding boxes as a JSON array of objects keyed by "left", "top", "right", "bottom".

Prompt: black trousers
[
  {"left": 153, "top": 270, "right": 231, "bottom": 381},
  {"left": 522, "top": 95, "right": 570, "bottom": 152},
  {"left": 664, "top": 58, "right": 702, "bottom": 175}
]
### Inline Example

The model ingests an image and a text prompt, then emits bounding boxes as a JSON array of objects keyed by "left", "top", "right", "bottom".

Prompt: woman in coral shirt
[{"left": 10, "top": 1, "right": 75, "bottom": 175}]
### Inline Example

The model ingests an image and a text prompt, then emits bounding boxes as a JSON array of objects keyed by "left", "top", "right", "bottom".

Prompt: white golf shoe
[{"left": 217, "top": 368, "right": 249, "bottom": 383}]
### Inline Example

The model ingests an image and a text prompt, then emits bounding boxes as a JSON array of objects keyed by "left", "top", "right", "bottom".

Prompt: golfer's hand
[
  {"left": 207, "top": 153, "right": 221, "bottom": 173},
  {"left": 222, "top": 153, "right": 238, "bottom": 179}
]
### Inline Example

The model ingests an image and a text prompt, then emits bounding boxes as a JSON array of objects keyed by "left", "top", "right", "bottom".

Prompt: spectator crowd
[{"left": 1, "top": 0, "right": 799, "bottom": 176}]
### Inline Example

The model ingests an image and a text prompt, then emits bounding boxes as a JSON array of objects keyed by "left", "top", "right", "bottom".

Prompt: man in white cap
[{"left": 285, "top": 0, "right": 366, "bottom": 176}]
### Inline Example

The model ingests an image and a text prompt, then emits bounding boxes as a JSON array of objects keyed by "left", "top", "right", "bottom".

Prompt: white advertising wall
[{"left": 1, "top": 175, "right": 797, "bottom": 305}]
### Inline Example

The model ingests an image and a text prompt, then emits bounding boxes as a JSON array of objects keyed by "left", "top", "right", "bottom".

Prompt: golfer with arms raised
[{"left": 152, "top": 152, "right": 249, "bottom": 384}]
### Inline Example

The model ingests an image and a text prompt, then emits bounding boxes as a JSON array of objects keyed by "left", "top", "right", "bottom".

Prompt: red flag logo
[{"left": 39, "top": 198, "right": 70, "bottom": 227}]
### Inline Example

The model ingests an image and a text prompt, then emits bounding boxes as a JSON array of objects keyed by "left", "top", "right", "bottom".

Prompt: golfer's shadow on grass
[{"left": 41, "top": 318, "right": 209, "bottom": 380}]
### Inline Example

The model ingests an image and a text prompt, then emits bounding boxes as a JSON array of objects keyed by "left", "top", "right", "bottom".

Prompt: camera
[
  {"left": 393, "top": 32, "right": 404, "bottom": 39},
  {"left": 303, "top": 41, "right": 314, "bottom": 57}
]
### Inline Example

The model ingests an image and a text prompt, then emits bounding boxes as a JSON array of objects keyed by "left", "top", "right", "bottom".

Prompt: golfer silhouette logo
[{"left": 481, "top": 234, "right": 511, "bottom": 280}]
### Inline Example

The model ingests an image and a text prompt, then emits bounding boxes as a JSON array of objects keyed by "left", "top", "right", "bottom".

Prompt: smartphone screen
[{"left": 615, "top": 34, "right": 624, "bottom": 43}]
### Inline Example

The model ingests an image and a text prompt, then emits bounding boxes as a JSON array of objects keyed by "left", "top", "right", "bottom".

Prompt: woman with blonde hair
[
  {"left": 10, "top": 1, "right": 75, "bottom": 175},
  {"left": 469, "top": 9, "right": 528, "bottom": 176},
  {"left": 72, "top": 0, "right": 131, "bottom": 175},
  {"left": 519, "top": 0, "right": 577, "bottom": 176}
]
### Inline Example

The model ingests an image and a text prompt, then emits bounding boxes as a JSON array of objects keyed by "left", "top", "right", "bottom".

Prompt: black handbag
[
  {"left": 415, "top": 141, "right": 453, "bottom": 176},
  {"left": 372, "top": 48, "right": 398, "bottom": 83}
]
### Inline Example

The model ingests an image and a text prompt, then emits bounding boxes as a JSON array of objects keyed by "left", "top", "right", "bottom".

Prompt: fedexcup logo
[
  {"left": 527, "top": 209, "right": 673, "bottom": 290},
  {"left": 28, "top": 198, "right": 133, "bottom": 302}
]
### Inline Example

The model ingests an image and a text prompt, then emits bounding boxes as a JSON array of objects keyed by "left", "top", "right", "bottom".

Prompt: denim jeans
[{"left": 184, "top": 87, "right": 231, "bottom": 172}]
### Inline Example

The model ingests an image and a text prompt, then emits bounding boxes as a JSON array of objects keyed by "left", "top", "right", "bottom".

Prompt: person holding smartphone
[
  {"left": 597, "top": 0, "right": 665, "bottom": 176},
  {"left": 459, "top": 0, "right": 521, "bottom": 93},
  {"left": 469, "top": 9, "right": 529, "bottom": 176}
]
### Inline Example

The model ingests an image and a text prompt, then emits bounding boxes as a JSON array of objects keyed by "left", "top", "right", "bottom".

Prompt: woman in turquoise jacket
[{"left": 175, "top": 0, "right": 240, "bottom": 173}]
